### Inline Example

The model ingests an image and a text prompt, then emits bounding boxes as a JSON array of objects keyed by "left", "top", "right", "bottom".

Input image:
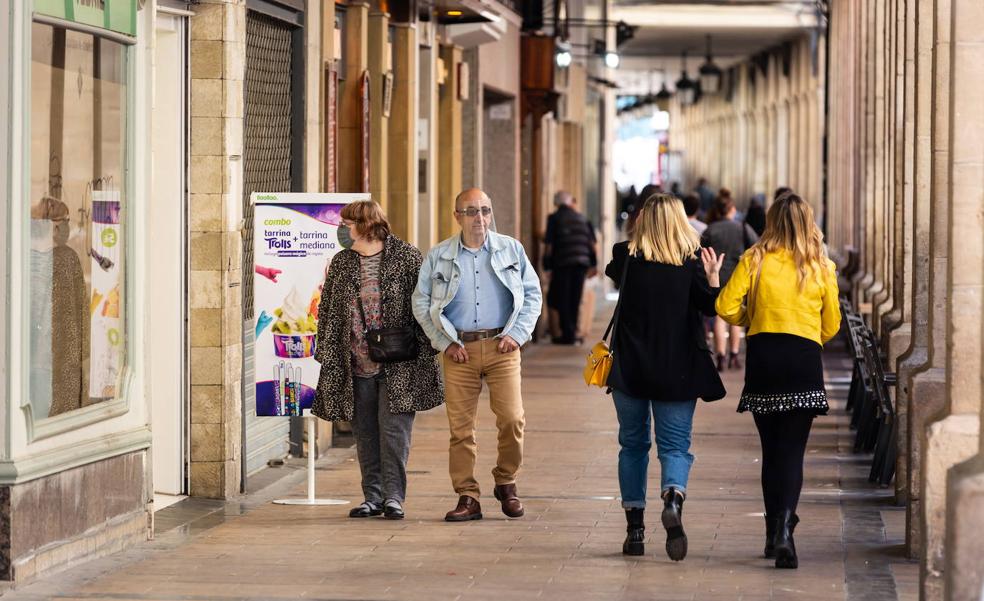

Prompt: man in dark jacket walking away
[{"left": 543, "top": 191, "right": 597, "bottom": 345}]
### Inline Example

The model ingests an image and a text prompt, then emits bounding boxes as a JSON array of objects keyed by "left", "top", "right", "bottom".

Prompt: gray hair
[{"left": 553, "top": 191, "right": 574, "bottom": 207}]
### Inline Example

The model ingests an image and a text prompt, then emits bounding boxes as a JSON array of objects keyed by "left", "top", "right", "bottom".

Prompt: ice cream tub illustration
[
  {"left": 273, "top": 333, "right": 317, "bottom": 358},
  {"left": 269, "top": 285, "right": 320, "bottom": 358}
]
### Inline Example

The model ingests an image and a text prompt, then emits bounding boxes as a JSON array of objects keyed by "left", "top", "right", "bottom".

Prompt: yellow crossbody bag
[{"left": 584, "top": 255, "right": 630, "bottom": 388}]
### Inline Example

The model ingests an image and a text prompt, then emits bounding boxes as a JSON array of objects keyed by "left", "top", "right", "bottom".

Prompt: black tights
[{"left": 753, "top": 410, "right": 815, "bottom": 517}]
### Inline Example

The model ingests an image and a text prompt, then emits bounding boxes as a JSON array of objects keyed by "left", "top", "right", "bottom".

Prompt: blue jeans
[{"left": 612, "top": 390, "right": 697, "bottom": 509}]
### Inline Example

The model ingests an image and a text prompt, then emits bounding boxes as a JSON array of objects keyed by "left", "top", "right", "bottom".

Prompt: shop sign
[
  {"left": 252, "top": 193, "right": 370, "bottom": 417},
  {"left": 34, "top": 0, "right": 138, "bottom": 37}
]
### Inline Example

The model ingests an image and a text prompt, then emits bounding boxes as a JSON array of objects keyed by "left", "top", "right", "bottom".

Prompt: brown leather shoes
[
  {"left": 444, "top": 495, "right": 483, "bottom": 522},
  {"left": 493, "top": 483, "right": 525, "bottom": 518}
]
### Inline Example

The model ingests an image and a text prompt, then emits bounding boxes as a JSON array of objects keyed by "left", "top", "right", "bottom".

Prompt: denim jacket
[{"left": 412, "top": 231, "right": 543, "bottom": 352}]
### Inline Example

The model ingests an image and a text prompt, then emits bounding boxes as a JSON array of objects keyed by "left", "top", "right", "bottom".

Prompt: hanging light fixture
[
  {"left": 555, "top": 38, "right": 573, "bottom": 68},
  {"left": 675, "top": 50, "right": 697, "bottom": 107},
  {"left": 654, "top": 69, "right": 672, "bottom": 112},
  {"left": 699, "top": 35, "right": 723, "bottom": 94}
]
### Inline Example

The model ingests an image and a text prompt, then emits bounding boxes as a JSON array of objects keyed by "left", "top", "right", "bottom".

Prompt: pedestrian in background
[
  {"left": 313, "top": 201, "right": 444, "bottom": 521},
  {"left": 701, "top": 189, "right": 759, "bottom": 371},
  {"left": 683, "top": 193, "right": 706, "bottom": 235},
  {"left": 544, "top": 191, "right": 598, "bottom": 345},
  {"left": 605, "top": 193, "right": 726, "bottom": 562},
  {"left": 715, "top": 193, "right": 841, "bottom": 570},
  {"left": 694, "top": 177, "right": 715, "bottom": 219},
  {"left": 413, "top": 188, "right": 542, "bottom": 522}
]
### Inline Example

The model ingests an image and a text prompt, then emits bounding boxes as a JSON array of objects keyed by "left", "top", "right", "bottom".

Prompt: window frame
[{"left": 20, "top": 12, "right": 138, "bottom": 443}]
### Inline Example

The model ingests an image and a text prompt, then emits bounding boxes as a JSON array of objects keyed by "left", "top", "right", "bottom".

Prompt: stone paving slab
[{"left": 1, "top": 308, "right": 916, "bottom": 601}]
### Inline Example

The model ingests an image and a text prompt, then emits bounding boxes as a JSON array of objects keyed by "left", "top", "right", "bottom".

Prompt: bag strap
[
  {"left": 603, "top": 253, "right": 632, "bottom": 343},
  {"left": 746, "top": 257, "right": 765, "bottom": 321}
]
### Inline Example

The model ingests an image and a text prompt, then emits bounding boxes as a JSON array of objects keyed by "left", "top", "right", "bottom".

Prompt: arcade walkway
[{"left": 2, "top": 310, "right": 916, "bottom": 601}]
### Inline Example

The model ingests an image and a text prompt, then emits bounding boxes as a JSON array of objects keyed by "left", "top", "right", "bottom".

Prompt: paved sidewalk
[{"left": 3, "top": 307, "right": 916, "bottom": 601}]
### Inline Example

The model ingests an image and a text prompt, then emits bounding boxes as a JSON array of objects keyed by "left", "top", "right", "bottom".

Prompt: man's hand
[
  {"left": 445, "top": 343, "right": 469, "bottom": 363},
  {"left": 587, "top": 267, "right": 599, "bottom": 279},
  {"left": 497, "top": 335, "right": 520, "bottom": 354}
]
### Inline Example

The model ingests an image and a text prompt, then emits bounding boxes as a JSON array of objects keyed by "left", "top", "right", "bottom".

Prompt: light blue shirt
[
  {"left": 412, "top": 230, "right": 543, "bottom": 351},
  {"left": 443, "top": 236, "right": 514, "bottom": 333}
]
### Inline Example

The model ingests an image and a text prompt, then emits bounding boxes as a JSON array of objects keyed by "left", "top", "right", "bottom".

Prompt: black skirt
[{"left": 738, "top": 333, "right": 828, "bottom": 415}]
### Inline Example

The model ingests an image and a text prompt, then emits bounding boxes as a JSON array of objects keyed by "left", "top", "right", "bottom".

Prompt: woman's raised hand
[{"left": 700, "top": 247, "right": 725, "bottom": 287}]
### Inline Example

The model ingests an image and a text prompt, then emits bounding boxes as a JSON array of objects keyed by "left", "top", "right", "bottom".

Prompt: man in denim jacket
[{"left": 412, "top": 188, "right": 542, "bottom": 522}]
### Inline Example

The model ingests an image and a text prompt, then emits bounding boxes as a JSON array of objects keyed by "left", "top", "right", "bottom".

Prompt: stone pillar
[
  {"left": 460, "top": 48, "right": 481, "bottom": 190},
  {"left": 387, "top": 23, "right": 418, "bottom": 245},
  {"left": 437, "top": 43, "right": 462, "bottom": 241},
  {"left": 940, "top": 0, "right": 984, "bottom": 598},
  {"left": 904, "top": 0, "right": 953, "bottom": 557},
  {"left": 188, "top": 0, "right": 246, "bottom": 500},
  {"left": 896, "top": 0, "right": 934, "bottom": 507},
  {"left": 338, "top": 1, "right": 369, "bottom": 193},
  {"left": 367, "top": 10, "right": 389, "bottom": 210},
  {"left": 854, "top": 0, "right": 875, "bottom": 303},
  {"left": 917, "top": 0, "right": 984, "bottom": 596},
  {"left": 865, "top": 0, "right": 888, "bottom": 322},
  {"left": 874, "top": 0, "right": 905, "bottom": 336},
  {"left": 417, "top": 32, "right": 440, "bottom": 251},
  {"left": 881, "top": 0, "right": 915, "bottom": 368}
]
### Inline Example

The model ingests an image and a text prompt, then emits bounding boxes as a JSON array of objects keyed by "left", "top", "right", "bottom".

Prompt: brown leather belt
[{"left": 458, "top": 328, "right": 503, "bottom": 343}]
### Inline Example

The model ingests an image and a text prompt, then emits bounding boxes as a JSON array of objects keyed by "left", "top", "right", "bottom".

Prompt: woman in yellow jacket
[{"left": 716, "top": 193, "right": 840, "bottom": 570}]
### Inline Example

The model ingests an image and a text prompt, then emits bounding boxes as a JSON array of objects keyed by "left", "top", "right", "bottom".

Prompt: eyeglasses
[{"left": 455, "top": 206, "right": 492, "bottom": 217}]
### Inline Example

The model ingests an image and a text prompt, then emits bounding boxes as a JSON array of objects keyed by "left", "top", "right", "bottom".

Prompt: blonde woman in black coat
[{"left": 605, "top": 193, "right": 725, "bottom": 561}]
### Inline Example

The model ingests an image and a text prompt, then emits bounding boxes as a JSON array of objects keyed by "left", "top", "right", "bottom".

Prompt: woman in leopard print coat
[{"left": 312, "top": 205, "right": 444, "bottom": 518}]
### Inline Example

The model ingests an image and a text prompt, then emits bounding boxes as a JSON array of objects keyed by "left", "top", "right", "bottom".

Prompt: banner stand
[{"left": 273, "top": 415, "right": 349, "bottom": 506}]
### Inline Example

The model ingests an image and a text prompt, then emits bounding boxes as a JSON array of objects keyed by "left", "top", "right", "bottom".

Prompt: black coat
[
  {"left": 605, "top": 241, "right": 726, "bottom": 402},
  {"left": 312, "top": 235, "right": 444, "bottom": 421}
]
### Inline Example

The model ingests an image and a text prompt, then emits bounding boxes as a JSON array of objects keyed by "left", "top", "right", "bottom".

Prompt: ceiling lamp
[
  {"left": 675, "top": 50, "right": 697, "bottom": 106},
  {"left": 699, "top": 35, "right": 723, "bottom": 95},
  {"left": 655, "top": 82, "right": 672, "bottom": 112},
  {"left": 555, "top": 38, "right": 573, "bottom": 68}
]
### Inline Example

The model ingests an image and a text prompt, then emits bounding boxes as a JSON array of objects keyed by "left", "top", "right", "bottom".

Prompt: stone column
[
  {"left": 188, "top": 0, "right": 245, "bottom": 499},
  {"left": 882, "top": 0, "right": 916, "bottom": 367},
  {"left": 368, "top": 10, "right": 390, "bottom": 211},
  {"left": 437, "top": 43, "right": 462, "bottom": 241},
  {"left": 338, "top": 1, "right": 369, "bottom": 193},
  {"left": 387, "top": 23, "right": 418, "bottom": 245},
  {"left": 854, "top": 0, "right": 875, "bottom": 303},
  {"left": 939, "top": 0, "right": 984, "bottom": 598},
  {"left": 865, "top": 0, "right": 888, "bottom": 319},
  {"left": 907, "top": 0, "right": 953, "bottom": 560},
  {"left": 895, "top": 0, "right": 934, "bottom": 507},
  {"left": 875, "top": 0, "right": 905, "bottom": 336}
]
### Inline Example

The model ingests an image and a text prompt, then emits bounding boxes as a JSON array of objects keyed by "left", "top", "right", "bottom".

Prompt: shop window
[{"left": 28, "top": 21, "right": 129, "bottom": 420}]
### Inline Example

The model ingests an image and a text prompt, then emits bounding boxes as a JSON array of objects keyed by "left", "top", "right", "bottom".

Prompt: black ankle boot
[
  {"left": 661, "top": 488, "right": 688, "bottom": 561},
  {"left": 773, "top": 509, "right": 799, "bottom": 569},
  {"left": 622, "top": 508, "right": 645, "bottom": 556},
  {"left": 764, "top": 515, "right": 776, "bottom": 558}
]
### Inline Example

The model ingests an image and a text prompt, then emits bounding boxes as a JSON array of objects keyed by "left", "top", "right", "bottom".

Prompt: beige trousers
[{"left": 443, "top": 338, "right": 525, "bottom": 500}]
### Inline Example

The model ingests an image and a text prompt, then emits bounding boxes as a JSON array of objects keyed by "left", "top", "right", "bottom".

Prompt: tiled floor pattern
[{"left": 3, "top": 308, "right": 917, "bottom": 601}]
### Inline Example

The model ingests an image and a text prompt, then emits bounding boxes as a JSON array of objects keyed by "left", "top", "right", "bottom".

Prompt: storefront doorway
[{"left": 150, "top": 7, "right": 190, "bottom": 502}]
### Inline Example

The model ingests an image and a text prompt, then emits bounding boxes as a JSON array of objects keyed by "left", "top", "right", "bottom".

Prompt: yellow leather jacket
[{"left": 715, "top": 249, "right": 841, "bottom": 346}]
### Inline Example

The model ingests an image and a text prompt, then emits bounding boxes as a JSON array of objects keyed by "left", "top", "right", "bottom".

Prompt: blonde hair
[
  {"left": 628, "top": 193, "right": 701, "bottom": 265},
  {"left": 748, "top": 193, "right": 830, "bottom": 290}
]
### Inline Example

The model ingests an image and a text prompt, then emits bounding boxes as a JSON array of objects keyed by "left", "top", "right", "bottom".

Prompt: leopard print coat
[{"left": 312, "top": 235, "right": 445, "bottom": 421}]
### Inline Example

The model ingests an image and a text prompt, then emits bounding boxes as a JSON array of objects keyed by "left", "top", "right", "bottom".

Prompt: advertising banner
[
  {"left": 252, "top": 193, "right": 369, "bottom": 416},
  {"left": 89, "top": 189, "right": 123, "bottom": 400}
]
